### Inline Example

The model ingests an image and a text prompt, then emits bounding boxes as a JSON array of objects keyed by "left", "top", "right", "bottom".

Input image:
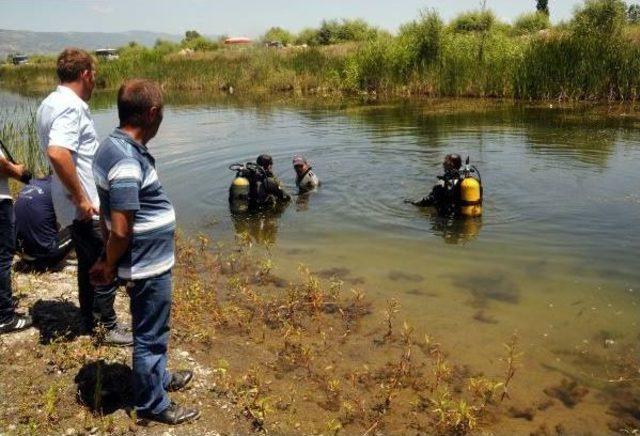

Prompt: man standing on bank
[
  {"left": 0, "top": 146, "right": 33, "bottom": 333},
  {"left": 90, "top": 79, "right": 199, "bottom": 425},
  {"left": 36, "top": 48, "right": 131, "bottom": 345}
]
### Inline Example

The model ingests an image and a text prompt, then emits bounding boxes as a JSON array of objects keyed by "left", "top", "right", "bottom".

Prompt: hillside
[{"left": 0, "top": 29, "right": 182, "bottom": 58}]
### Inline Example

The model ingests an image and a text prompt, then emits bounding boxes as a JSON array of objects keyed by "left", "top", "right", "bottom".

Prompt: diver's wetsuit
[
  {"left": 295, "top": 168, "right": 320, "bottom": 192},
  {"left": 412, "top": 170, "right": 461, "bottom": 216},
  {"left": 248, "top": 169, "right": 291, "bottom": 209}
]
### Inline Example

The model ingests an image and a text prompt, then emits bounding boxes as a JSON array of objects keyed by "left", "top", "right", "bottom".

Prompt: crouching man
[{"left": 90, "top": 79, "right": 199, "bottom": 424}]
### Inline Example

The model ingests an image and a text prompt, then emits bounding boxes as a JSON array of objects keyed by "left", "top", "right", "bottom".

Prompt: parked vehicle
[
  {"left": 11, "top": 54, "right": 28, "bottom": 65},
  {"left": 95, "top": 48, "right": 119, "bottom": 61}
]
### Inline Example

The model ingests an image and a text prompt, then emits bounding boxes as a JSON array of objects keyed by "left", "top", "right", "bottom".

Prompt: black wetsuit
[
  {"left": 413, "top": 170, "right": 462, "bottom": 217},
  {"left": 248, "top": 169, "right": 291, "bottom": 209}
]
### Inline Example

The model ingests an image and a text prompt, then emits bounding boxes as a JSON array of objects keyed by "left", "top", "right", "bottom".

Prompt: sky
[{"left": 0, "top": 0, "right": 585, "bottom": 37}]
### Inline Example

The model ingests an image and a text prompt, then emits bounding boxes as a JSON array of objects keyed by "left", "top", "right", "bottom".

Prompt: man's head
[
  {"left": 117, "top": 79, "right": 164, "bottom": 145},
  {"left": 443, "top": 154, "right": 462, "bottom": 173},
  {"left": 292, "top": 155, "right": 309, "bottom": 176},
  {"left": 56, "top": 48, "right": 96, "bottom": 101},
  {"left": 257, "top": 154, "right": 273, "bottom": 171}
]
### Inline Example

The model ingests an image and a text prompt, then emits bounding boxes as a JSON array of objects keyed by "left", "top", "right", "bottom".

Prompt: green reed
[
  {"left": 0, "top": 0, "right": 638, "bottom": 102},
  {"left": 0, "top": 103, "right": 48, "bottom": 177}
]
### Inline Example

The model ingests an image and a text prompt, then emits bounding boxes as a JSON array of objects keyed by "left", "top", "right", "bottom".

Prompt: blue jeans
[
  {"left": 128, "top": 270, "right": 173, "bottom": 414},
  {"left": 0, "top": 200, "right": 15, "bottom": 324}
]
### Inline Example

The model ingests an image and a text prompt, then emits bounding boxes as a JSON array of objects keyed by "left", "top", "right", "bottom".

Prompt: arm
[
  {"left": 104, "top": 210, "right": 134, "bottom": 270},
  {"left": 90, "top": 209, "right": 133, "bottom": 285},
  {"left": 48, "top": 147, "right": 96, "bottom": 220},
  {"left": 0, "top": 156, "right": 26, "bottom": 181},
  {"left": 266, "top": 176, "right": 291, "bottom": 201},
  {"left": 89, "top": 157, "right": 142, "bottom": 285}
]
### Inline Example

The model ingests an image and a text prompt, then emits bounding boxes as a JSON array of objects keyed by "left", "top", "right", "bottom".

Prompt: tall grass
[
  {"left": 0, "top": 102, "right": 48, "bottom": 177},
  {"left": 0, "top": 0, "right": 638, "bottom": 102}
]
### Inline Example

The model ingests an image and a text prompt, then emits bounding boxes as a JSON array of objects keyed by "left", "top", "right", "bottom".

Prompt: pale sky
[{"left": 0, "top": 0, "right": 584, "bottom": 37}]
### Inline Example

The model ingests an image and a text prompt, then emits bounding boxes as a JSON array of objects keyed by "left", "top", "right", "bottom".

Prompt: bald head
[{"left": 117, "top": 79, "right": 164, "bottom": 128}]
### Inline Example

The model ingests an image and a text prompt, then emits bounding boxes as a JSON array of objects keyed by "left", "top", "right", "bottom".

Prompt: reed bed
[
  {"left": 0, "top": 101, "right": 48, "bottom": 180},
  {"left": 1, "top": 1, "right": 639, "bottom": 102}
]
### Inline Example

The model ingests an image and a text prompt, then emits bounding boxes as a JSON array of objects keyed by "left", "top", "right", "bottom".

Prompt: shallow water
[{"left": 2, "top": 91, "right": 639, "bottom": 430}]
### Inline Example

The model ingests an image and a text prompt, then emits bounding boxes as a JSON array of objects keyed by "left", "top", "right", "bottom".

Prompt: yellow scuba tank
[
  {"left": 230, "top": 176, "right": 250, "bottom": 201},
  {"left": 460, "top": 176, "right": 482, "bottom": 217}
]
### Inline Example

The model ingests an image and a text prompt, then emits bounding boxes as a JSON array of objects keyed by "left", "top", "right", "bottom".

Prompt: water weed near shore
[{"left": 0, "top": 236, "right": 535, "bottom": 434}]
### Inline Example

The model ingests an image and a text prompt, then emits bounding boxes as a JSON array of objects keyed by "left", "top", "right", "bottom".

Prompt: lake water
[{"left": 3, "top": 91, "right": 639, "bottom": 431}]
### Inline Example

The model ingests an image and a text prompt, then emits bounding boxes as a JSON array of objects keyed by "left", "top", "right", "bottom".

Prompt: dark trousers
[
  {"left": 18, "top": 227, "right": 73, "bottom": 271},
  {"left": 0, "top": 200, "right": 15, "bottom": 324},
  {"left": 71, "top": 219, "right": 117, "bottom": 330},
  {"left": 128, "top": 270, "right": 172, "bottom": 414}
]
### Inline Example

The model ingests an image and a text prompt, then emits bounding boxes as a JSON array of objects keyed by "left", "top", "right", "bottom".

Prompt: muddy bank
[{"left": 0, "top": 238, "right": 638, "bottom": 435}]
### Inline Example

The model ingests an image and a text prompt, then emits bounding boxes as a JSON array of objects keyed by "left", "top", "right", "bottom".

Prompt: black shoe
[
  {"left": 0, "top": 314, "right": 33, "bottom": 334},
  {"left": 167, "top": 370, "right": 194, "bottom": 392},
  {"left": 102, "top": 325, "right": 133, "bottom": 347},
  {"left": 137, "top": 402, "right": 201, "bottom": 425}
]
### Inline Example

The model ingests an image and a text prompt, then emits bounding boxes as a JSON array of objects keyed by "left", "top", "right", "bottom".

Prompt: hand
[
  {"left": 77, "top": 198, "right": 99, "bottom": 221},
  {"left": 12, "top": 163, "right": 26, "bottom": 182},
  {"left": 19, "top": 170, "right": 32, "bottom": 184},
  {"left": 89, "top": 260, "right": 116, "bottom": 286}
]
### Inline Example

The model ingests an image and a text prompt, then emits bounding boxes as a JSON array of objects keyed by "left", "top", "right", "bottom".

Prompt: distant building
[
  {"left": 224, "top": 37, "right": 252, "bottom": 45},
  {"left": 11, "top": 54, "right": 28, "bottom": 65},
  {"left": 95, "top": 48, "right": 119, "bottom": 61}
]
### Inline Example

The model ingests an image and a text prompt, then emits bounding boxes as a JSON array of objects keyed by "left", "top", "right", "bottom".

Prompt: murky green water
[{"left": 3, "top": 91, "right": 639, "bottom": 430}]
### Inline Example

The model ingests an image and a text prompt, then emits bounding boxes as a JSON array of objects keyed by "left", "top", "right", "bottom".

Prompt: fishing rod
[{"left": 0, "top": 137, "right": 32, "bottom": 184}]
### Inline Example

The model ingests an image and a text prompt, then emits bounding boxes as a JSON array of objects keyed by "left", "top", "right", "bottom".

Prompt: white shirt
[
  {"left": 36, "top": 85, "right": 100, "bottom": 226},
  {"left": 0, "top": 148, "right": 10, "bottom": 200}
]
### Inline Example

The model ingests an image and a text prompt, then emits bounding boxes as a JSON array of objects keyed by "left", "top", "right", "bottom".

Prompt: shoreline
[{"left": 1, "top": 236, "right": 638, "bottom": 434}]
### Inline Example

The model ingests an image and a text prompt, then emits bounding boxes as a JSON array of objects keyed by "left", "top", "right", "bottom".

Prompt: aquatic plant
[{"left": 0, "top": 102, "right": 48, "bottom": 182}]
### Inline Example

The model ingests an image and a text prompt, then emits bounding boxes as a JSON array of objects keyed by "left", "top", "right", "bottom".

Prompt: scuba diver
[
  {"left": 229, "top": 154, "right": 291, "bottom": 213},
  {"left": 292, "top": 155, "right": 320, "bottom": 193},
  {"left": 407, "top": 153, "right": 483, "bottom": 218}
]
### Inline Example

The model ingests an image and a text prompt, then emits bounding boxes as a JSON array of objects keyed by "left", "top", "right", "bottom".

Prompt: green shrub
[
  {"left": 397, "top": 9, "right": 444, "bottom": 74},
  {"left": 513, "top": 12, "right": 551, "bottom": 35},
  {"left": 263, "top": 27, "right": 295, "bottom": 45},
  {"left": 572, "top": 0, "right": 627, "bottom": 37},
  {"left": 451, "top": 10, "right": 496, "bottom": 33},
  {"left": 295, "top": 28, "right": 318, "bottom": 46},
  {"left": 316, "top": 19, "right": 379, "bottom": 45}
]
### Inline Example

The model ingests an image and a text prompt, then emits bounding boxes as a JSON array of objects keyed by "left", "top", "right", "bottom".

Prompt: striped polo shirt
[{"left": 93, "top": 128, "right": 175, "bottom": 280}]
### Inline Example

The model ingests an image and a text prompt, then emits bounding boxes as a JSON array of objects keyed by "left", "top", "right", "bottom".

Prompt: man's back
[{"left": 36, "top": 85, "right": 100, "bottom": 227}]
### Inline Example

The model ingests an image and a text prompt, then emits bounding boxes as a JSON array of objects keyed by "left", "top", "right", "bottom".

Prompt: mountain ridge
[{"left": 0, "top": 29, "right": 184, "bottom": 58}]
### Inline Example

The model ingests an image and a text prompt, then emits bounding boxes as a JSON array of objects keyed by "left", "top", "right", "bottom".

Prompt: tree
[
  {"left": 184, "top": 30, "right": 201, "bottom": 41},
  {"left": 536, "top": 0, "right": 550, "bottom": 15},
  {"left": 262, "top": 27, "right": 294, "bottom": 45},
  {"left": 628, "top": 3, "right": 640, "bottom": 23},
  {"left": 572, "top": 0, "right": 627, "bottom": 38}
]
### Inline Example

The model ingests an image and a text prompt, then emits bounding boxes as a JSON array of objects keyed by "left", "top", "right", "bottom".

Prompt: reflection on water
[
  {"left": 230, "top": 202, "right": 288, "bottom": 246},
  {"left": 416, "top": 207, "right": 484, "bottom": 245},
  {"left": 2, "top": 90, "right": 639, "bottom": 432}
]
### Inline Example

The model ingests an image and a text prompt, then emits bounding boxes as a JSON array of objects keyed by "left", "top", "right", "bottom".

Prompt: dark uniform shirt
[
  {"left": 249, "top": 169, "right": 290, "bottom": 208},
  {"left": 14, "top": 177, "right": 59, "bottom": 257}
]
